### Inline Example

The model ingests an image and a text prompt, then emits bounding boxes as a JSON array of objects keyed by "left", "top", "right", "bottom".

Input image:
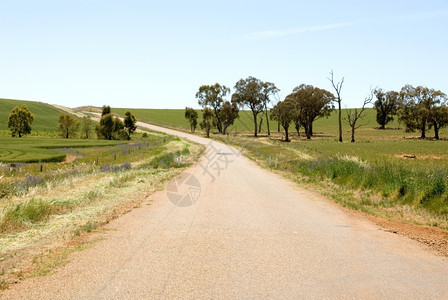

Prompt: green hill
[{"left": 0, "top": 98, "right": 62, "bottom": 133}]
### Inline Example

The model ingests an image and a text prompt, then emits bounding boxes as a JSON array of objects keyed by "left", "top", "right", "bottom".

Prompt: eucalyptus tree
[
  {"left": 232, "top": 76, "right": 272, "bottom": 137},
  {"left": 271, "top": 100, "right": 294, "bottom": 142},
  {"left": 398, "top": 85, "right": 447, "bottom": 139},
  {"left": 196, "top": 83, "right": 230, "bottom": 134},
  {"left": 287, "top": 84, "right": 334, "bottom": 139},
  {"left": 185, "top": 107, "right": 198, "bottom": 133},
  {"left": 220, "top": 101, "right": 239, "bottom": 134},
  {"left": 373, "top": 89, "right": 399, "bottom": 129},
  {"left": 58, "top": 113, "right": 80, "bottom": 138},
  {"left": 200, "top": 107, "right": 216, "bottom": 138},
  {"left": 8, "top": 105, "right": 34, "bottom": 137}
]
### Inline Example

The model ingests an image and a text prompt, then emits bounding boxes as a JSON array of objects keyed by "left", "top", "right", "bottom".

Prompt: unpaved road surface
[{"left": 4, "top": 124, "right": 448, "bottom": 299}]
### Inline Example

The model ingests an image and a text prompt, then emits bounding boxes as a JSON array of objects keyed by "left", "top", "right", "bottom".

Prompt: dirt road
[{"left": 4, "top": 123, "right": 448, "bottom": 299}]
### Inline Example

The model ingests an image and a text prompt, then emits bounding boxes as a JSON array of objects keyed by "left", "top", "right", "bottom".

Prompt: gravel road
[{"left": 4, "top": 123, "right": 448, "bottom": 299}]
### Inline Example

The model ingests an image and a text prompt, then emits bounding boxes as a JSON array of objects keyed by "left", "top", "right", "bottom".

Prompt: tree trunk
[
  {"left": 351, "top": 125, "right": 355, "bottom": 142},
  {"left": 283, "top": 126, "right": 290, "bottom": 142},
  {"left": 379, "top": 122, "right": 385, "bottom": 130},
  {"left": 338, "top": 100, "right": 342, "bottom": 142},
  {"left": 18, "top": 131, "right": 22, "bottom": 138},
  {"left": 258, "top": 116, "right": 263, "bottom": 133},
  {"left": 66, "top": 129, "right": 69, "bottom": 138},
  {"left": 277, "top": 122, "right": 280, "bottom": 132},
  {"left": 295, "top": 123, "right": 300, "bottom": 136},
  {"left": 310, "top": 122, "right": 313, "bottom": 136},
  {"left": 305, "top": 124, "right": 311, "bottom": 139},
  {"left": 216, "top": 120, "right": 222, "bottom": 134},
  {"left": 421, "top": 118, "right": 426, "bottom": 139},
  {"left": 434, "top": 122, "right": 439, "bottom": 140},
  {"left": 265, "top": 109, "right": 270, "bottom": 136},
  {"left": 253, "top": 112, "right": 258, "bottom": 137}
]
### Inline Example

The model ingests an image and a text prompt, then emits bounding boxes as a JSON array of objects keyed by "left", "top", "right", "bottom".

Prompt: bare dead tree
[
  {"left": 328, "top": 70, "right": 344, "bottom": 142},
  {"left": 344, "top": 89, "right": 374, "bottom": 143}
]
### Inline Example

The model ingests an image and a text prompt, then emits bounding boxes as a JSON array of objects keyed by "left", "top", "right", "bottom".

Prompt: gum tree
[
  {"left": 8, "top": 105, "right": 34, "bottom": 137},
  {"left": 374, "top": 89, "right": 399, "bottom": 129},
  {"left": 271, "top": 100, "right": 294, "bottom": 142},
  {"left": 196, "top": 83, "right": 230, "bottom": 134},
  {"left": 185, "top": 107, "right": 198, "bottom": 133},
  {"left": 200, "top": 107, "right": 216, "bottom": 138},
  {"left": 232, "top": 76, "right": 264, "bottom": 137},
  {"left": 58, "top": 113, "right": 80, "bottom": 138}
]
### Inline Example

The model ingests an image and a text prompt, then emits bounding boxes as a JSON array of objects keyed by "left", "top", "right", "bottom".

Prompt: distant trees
[
  {"left": 96, "top": 106, "right": 134, "bottom": 140},
  {"left": 123, "top": 110, "right": 137, "bottom": 137},
  {"left": 220, "top": 101, "right": 239, "bottom": 134},
  {"left": 200, "top": 107, "right": 216, "bottom": 138},
  {"left": 81, "top": 116, "right": 93, "bottom": 139},
  {"left": 286, "top": 84, "right": 334, "bottom": 139},
  {"left": 430, "top": 105, "right": 448, "bottom": 140},
  {"left": 260, "top": 81, "right": 279, "bottom": 136},
  {"left": 344, "top": 90, "right": 374, "bottom": 143},
  {"left": 232, "top": 76, "right": 266, "bottom": 137},
  {"left": 398, "top": 85, "right": 447, "bottom": 139},
  {"left": 196, "top": 83, "right": 230, "bottom": 134},
  {"left": 58, "top": 113, "right": 79, "bottom": 138},
  {"left": 373, "top": 89, "right": 399, "bottom": 129},
  {"left": 8, "top": 105, "right": 34, "bottom": 137},
  {"left": 271, "top": 100, "right": 294, "bottom": 142},
  {"left": 184, "top": 107, "right": 198, "bottom": 133},
  {"left": 328, "top": 70, "right": 344, "bottom": 142},
  {"left": 101, "top": 105, "right": 111, "bottom": 116}
]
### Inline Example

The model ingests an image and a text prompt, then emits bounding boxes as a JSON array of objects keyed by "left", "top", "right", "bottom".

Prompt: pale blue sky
[{"left": 1, "top": 0, "right": 447, "bottom": 109}]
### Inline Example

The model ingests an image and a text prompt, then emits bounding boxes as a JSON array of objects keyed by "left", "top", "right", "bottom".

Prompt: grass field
[
  {"left": 0, "top": 136, "right": 128, "bottom": 163},
  {"left": 0, "top": 98, "right": 63, "bottom": 133}
]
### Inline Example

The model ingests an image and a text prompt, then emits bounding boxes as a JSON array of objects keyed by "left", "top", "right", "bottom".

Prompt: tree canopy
[
  {"left": 200, "top": 107, "right": 216, "bottom": 138},
  {"left": 8, "top": 105, "right": 35, "bottom": 137},
  {"left": 124, "top": 110, "right": 137, "bottom": 137},
  {"left": 232, "top": 76, "right": 265, "bottom": 137},
  {"left": 374, "top": 89, "right": 399, "bottom": 129},
  {"left": 196, "top": 83, "right": 230, "bottom": 134},
  {"left": 398, "top": 85, "right": 447, "bottom": 139},
  {"left": 58, "top": 113, "right": 79, "bottom": 138},
  {"left": 286, "top": 84, "right": 334, "bottom": 139},
  {"left": 185, "top": 107, "right": 198, "bottom": 133},
  {"left": 271, "top": 100, "right": 294, "bottom": 142}
]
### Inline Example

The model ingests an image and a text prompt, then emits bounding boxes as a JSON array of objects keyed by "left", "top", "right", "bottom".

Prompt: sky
[{"left": 1, "top": 0, "right": 447, "bottom": 109}]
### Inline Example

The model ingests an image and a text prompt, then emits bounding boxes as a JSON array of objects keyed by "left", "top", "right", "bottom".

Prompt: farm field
[
  {"left": 0, "top": 98, "right": 63, "bottom": 133},
  {"left": 0, "top": 136, "right": 127, "bottom": 163}
]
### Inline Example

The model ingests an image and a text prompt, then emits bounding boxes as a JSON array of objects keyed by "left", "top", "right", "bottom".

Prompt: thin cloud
[{"left": 244, "top": 22, "right": 354, "bottom": 41}]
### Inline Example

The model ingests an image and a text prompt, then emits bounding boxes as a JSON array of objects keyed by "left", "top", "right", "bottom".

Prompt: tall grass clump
[{"left": 0, "top": 198, "right": 72, "bottom": 233}]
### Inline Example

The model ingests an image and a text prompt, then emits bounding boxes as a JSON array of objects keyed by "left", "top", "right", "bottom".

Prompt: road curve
[{"left": 4, "top": 123, "right": 448, "bottom": 299}]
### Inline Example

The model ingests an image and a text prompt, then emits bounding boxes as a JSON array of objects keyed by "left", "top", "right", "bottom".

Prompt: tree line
[
  {"left": 7, "top": 105, "right": 137, "bottom": 140},
  {"left": 188, "top": 74, "right": 448, "bottom": 142}
]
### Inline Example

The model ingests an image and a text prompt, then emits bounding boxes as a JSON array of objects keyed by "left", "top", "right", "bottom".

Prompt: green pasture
[
  {"left": 0, "top": 137, "right": 127, "bottom": 163},
  {"left": 0, "top": 98, "right": 62, "bottom": 132}
]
